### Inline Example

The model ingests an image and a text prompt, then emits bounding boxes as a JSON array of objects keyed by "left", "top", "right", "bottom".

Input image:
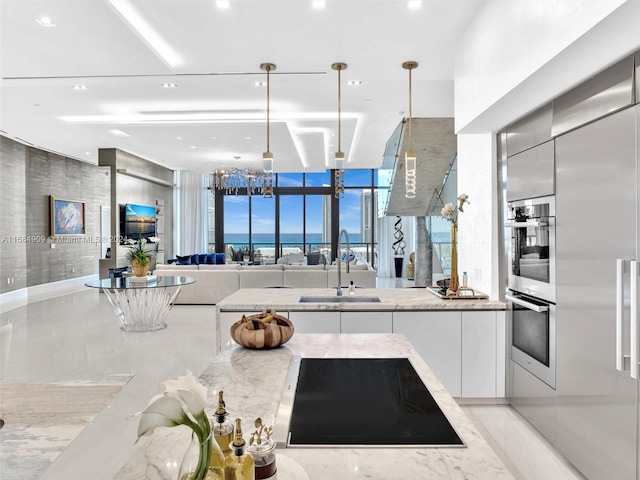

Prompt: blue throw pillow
[
  {"left": 190, "top": 254, "right": 200, "bottom": 265},
  {"left": 215, "top": 253, "right": 226, "bottom": 264},
  {"left": 198, "top": 254, "right": 208, "bottom": 265},
  {"left": 206, "top": 253, "right": 216, "bottom": 265},
  {"left": 176, "top": 255, "right": 191, "bottom": 265}
]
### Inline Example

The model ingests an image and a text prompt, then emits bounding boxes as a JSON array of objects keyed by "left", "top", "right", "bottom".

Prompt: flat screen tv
[{"left": 122, "top": 203, "right": 156, "bottom": 242}]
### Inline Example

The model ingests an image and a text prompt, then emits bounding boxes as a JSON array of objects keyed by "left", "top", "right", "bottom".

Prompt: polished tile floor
[{"left": 0, "top": 283, "right": 586, "bottom": 480}]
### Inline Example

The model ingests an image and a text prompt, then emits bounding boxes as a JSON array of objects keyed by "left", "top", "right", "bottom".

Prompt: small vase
[
  {"left": 178, "top": 431, "right": 225, "bottom": 480},
  {"left": 448, "top": 225, "right": 459, "bottom": 295},
  {"left": 131, "top": 259, "right": 150, "bottom": 277}
]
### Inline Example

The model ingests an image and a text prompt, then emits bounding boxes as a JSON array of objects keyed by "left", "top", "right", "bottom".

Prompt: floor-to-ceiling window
[{"left": 212, "top": 169, "right": 378, "bottom": 267}]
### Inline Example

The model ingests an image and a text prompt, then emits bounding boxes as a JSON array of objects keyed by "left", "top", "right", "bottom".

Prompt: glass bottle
[
  {"left": 349, "top": 280, "right": 355, "bottom": 296},
  {"left": 224, "top": 418, "right": 255, "bottom": 480},
  {"left": 462, "top": 271, "right": 468, "bottom": 288},
  {"left": 213, "top": 391, "right": 234, "bottom": 457}
]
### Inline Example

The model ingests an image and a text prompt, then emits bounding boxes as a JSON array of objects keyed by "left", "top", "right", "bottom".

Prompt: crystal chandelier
[{"left": 210, "top": 157, "right": 271, "bottom": 196}]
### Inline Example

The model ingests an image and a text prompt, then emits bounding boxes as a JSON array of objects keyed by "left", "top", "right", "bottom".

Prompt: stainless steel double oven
[{"left": 506, "top": 195, "right": 556, "bottom": 388}]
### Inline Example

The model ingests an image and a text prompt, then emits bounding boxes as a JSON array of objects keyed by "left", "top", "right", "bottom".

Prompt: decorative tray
[{"left": 427, "top": 286, "right": 489, "bottom": 300}]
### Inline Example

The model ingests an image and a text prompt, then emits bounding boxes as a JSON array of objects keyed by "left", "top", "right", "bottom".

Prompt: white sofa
[{"left": 154, "top": 262, "right": 376, "bottom": 304}]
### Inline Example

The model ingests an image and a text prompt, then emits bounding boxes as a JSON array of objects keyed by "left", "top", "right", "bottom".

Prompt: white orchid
[
  {"left": 441, "top": 194, "right": 470, "bottom": 227},
  {"left": 137, "top": 370, "right": 214, "bottom": 480}
]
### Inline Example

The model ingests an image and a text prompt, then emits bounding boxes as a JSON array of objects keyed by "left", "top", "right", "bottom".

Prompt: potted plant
[{"left": 126, "top": 237, "right": 154, "bottom": 276}]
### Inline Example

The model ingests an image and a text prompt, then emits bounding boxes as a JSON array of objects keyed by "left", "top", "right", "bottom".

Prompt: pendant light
[
  {"left": 402, "top": 61, "right": 418, "bottom": 199},
  {"left": 332, "top": 62, "right": 347, "bottom": 199},
  {"left": 261, "top": 63, "right": 276, "bottom": 198}
]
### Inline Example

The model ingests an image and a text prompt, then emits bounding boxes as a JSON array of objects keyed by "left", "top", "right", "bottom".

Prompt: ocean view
[{"left": 224, "top": 233, "right": 364, "bottom": 246}]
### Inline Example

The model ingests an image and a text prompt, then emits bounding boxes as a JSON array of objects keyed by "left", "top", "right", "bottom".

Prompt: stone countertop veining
[
  {"left": 113, "top": 334, "right": 514, "bottom": 480},
  {"left": 216, "top": 287, "right": 505, "bottom": 311}
]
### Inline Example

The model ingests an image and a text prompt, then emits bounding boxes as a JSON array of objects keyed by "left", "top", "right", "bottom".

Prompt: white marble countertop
[
  {"left": 114, "top": 334, "right": 514, "bottom": 480},
  {"left": 216, "top": 287, "right": 505, "bottom": 311}
]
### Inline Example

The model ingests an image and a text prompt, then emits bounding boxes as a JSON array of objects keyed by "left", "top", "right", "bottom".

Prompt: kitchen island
[
  {"left": 114, "top": 333, "right": 514, "bottom": 479},
  {"left": 216, "top": 288, "right": 506, "bottom": 397}
]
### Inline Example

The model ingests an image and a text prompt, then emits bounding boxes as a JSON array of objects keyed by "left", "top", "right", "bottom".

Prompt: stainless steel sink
[{"left": 299, "top": 296, "right": 381, "bottom": 303}]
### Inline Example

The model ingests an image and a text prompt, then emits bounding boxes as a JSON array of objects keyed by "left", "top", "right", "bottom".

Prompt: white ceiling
[{"left": 0, "top": 0, "right": 483, "bottom": 173}]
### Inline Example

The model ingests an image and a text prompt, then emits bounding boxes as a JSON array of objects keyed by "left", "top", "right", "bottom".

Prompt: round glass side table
[{"left": 85, "top": 276, "right": 196, "bottom": 332}]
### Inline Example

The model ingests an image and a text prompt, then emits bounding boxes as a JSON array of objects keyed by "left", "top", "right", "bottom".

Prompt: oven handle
[
  {"left": 630, "top": 261, "right": 639, "bottom": 379},
  {"left": 505, "top": 220, "right": 548, "bottom": 228},
  {"left": 505, "top": 293, "right": 549, "bottom": 313},
  {"left": 616, "top": 259, "right": 631, "bottom": 371}
]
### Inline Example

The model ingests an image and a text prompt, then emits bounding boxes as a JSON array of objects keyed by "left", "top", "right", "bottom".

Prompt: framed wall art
[{"left": 50, "top": 196, "right": 86, "bottom": 236}]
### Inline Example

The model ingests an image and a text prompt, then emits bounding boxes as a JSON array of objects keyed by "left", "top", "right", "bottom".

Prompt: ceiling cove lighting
[
  {"left": 261, "top": 62, "right": 276, "bottom": 198},
  {"left": 35, "top": 16, "right": 55, "bottom": 27},
  {"left": 332, "top": 62, "right": 347, "bottom": 199},
  {"left": 402, "top": 61, "right": 418, "bottom": 199},
  {"left": 110, "top": 129, "right": 130, "bottom": 137},
  {"left": 312, "top": 0, "right": 327, "bottom": 9},
  {"left": 108, "top": 0, "right": 183, "bottom": 67}
]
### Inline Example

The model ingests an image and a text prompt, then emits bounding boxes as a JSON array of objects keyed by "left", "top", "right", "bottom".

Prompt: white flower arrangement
[
  {"left": 148, "top": 236, "right": 160, "bottom": 244},
  {"left": 137, "top": 370, "right": 213, "bottom": 480},
  {"left": 441, "top": 194, "right": 470, "bottom": 228}
]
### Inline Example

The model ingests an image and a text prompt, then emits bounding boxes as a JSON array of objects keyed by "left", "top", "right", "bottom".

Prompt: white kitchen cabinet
[
  {"left": 392, "top": 311, "right": 462, "bottom": 397},
  {"left": 461, "top": 311, "right": 497, "bottom": 397},
  {"left": 288, "top": 311, "right": 341, "bottom": 334},
  {"left": 340, "top": 311, "right": 392, "bottom": 333}
]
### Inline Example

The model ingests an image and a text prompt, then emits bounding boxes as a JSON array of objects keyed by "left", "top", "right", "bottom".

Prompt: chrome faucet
[{"left": 336, "top": 229, "right": 350, "bottom": 296}]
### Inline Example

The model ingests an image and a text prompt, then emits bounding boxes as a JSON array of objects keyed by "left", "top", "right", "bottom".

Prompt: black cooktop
[{"left": 288, "top": 358, "right": 464, "bottom": 446}]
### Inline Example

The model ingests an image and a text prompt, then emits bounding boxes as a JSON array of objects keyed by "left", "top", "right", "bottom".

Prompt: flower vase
[
  {"left": 178, "top": 431, "right": 225, "bottom": 480},
  {"left": 131, "top": 259, "right": 150, "bottom": 277},
  {"left": 448, "top": 225, "right": 459, "bottom": 295}
]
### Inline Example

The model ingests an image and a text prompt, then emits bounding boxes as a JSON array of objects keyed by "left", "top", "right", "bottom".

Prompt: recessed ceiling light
[
  {"left": 365, "top": 99, "right": 371, "bottom": 103},
  {"left": 35, "top": 16, "right": 55, "bottom": 27},
  {"left": 85, "top": 151, "right": 92, "bottom": 155},
  {"left": 73, "top": 85, "right": 88, "bottom": 90},
  {"left": 176, "top": 136, "right": 183, "bottom": 140},
  {"left": 210, "top": 136, "right": 216, "bottom": 140},
  {"left": 110, "top": 129, "right": 130, "bottom": 137},
  {"left": 190, "top": 145, "right": 196, "bottom": 149},
  {"left": 161, "top": 83, "right": 177, "bottom": 88},
  {"left": 407, "top": 0, "right": 422, "bottom": 9},
  {"left": 252, "top": 81, "right": 267, "bottom": 87},
  {"left": 345, "top": 80, "right": 362, "bottom": 86},
  {"left": 245, "top": 136, "right": 252, "bottom": 140},
  {"left": 312, "top": 0, "right": 327, "bottom": 10},
  {"left": 216, "top": 0, "right": 231, "bottom": 9}
]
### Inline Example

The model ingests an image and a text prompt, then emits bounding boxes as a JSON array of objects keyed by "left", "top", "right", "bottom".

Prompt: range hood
[{"left": 382, "top": 118, "right": 457, "bottom": 216}]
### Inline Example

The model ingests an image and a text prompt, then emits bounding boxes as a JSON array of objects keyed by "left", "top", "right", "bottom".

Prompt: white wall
[
  {"left": 456, "top": 134, "right": 498, "bottom": 298},
  {"left": 454, "top": 0, "right": 637, "bottom": 134}
]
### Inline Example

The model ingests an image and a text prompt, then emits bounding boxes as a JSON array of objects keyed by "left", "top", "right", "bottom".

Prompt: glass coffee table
[{"left": 86, "top": 276, "right": 196, "bottom": 332}]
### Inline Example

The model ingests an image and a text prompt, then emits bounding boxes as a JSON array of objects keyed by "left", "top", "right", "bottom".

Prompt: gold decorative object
[
  {"left": 449, "top": 225, "right": 459, "bottom": 294},
  {"left": 230, "top": 309, "right": 294, "bottom": 349}
]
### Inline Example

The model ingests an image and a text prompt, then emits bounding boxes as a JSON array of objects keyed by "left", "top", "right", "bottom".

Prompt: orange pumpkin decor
[{"left": 230, "top": 309, "right": 294, "bottom": 349}]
